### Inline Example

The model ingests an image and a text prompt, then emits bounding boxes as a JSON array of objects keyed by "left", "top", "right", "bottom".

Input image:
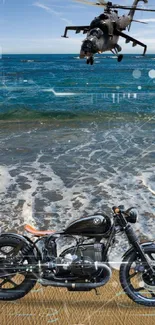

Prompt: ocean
[{"left": 0, "top": 53, "right": 155, "bottom": 264}]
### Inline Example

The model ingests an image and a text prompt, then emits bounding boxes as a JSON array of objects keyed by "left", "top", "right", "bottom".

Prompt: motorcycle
[{"left": 0, "top": 205, "right": 155, "bottom": 306}]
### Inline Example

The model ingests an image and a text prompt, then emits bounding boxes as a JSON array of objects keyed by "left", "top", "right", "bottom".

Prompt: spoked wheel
[
  {"left": 120, "top": 246, "right": 155, "bottom": 306},
  {"left": 0, "top": 236, "right": 37, "bottom": 300}
]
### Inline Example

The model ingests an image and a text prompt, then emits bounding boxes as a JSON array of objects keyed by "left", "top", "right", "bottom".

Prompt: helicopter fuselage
[
  {"left": 80, "top": 33, "right": 120, "bottom": 58},
  {"left": 62, "top": 0, "right": 149, "bottom": 64},
  {"left": 80, "top": 11, "right": 131, "bottom": 58}
]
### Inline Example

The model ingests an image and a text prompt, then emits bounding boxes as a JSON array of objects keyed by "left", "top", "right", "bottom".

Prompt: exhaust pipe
[{"left": 38, "top": 263, "right": 112, "bottom": 289}]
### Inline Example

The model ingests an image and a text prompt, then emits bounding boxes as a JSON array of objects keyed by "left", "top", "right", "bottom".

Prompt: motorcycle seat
[{"left": 24, "top": 224, "right": 55, "bottom": 237}]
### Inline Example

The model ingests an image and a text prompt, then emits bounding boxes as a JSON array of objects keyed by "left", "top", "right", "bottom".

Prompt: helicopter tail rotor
[{"left": 128, "top": 0, "right": 148, "bottom": 31}]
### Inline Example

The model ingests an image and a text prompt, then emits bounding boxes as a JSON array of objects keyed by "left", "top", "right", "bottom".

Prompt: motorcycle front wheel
[
  {"left": 120, "top": 245, "right": 155, "bottom": 306},
  {"left": 0, "top": 236, "right": 37, "bottom": 300}
]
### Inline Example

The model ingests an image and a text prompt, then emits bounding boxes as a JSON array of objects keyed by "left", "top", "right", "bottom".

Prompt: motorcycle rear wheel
[
  {"left": 0, "top": 236, "right": 37, "bottom": 300},
  {"left": 120, "top": 246, "right": 155, "bottom": 306}
]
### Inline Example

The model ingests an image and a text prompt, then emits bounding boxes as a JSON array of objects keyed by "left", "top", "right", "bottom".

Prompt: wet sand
[{"left": 0, "top": 271, "right": 154, "bottom": 325}]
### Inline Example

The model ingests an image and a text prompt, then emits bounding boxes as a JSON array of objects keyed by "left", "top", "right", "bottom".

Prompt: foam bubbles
[
  {"left": 133, "top": 69, "right": 141, "bottom": 79},
  {"left": 149, "top": 69, "right": 155, "bottom": 79}
]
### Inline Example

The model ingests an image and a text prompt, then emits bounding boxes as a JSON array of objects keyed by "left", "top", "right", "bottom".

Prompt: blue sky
[{"left": 0, "top": 0, "right": 155, "bottom": 54}]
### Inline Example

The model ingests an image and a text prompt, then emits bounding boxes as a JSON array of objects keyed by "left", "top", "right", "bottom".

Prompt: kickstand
[{"left": 94, "top": 288, "right": 100, "bottom": 296}]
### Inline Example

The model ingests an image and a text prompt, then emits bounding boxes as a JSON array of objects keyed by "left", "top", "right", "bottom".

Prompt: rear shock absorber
[{"left": 22, "top": 242, "right": 34, "bottom": 257}]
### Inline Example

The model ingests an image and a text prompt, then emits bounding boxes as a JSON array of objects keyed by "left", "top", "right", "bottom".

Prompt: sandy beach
[{"left": 0, "top": 270, "right": 154, "bottom": 325}]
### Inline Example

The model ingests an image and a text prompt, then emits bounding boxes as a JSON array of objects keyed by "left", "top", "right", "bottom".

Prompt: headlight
[{"left": 126, "top": 209, "right": 138, "bottom": 223}]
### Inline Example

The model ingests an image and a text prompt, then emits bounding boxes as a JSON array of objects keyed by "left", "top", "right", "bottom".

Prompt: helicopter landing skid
[
  {"left": 111, "top": 49, "right": 124, "bottom": 62},
  {"left": 117, "top": 54, "right": 123, "bottom": 62},
  {"left": 86, "top": 56, "right": 94, "bottom": 65}
]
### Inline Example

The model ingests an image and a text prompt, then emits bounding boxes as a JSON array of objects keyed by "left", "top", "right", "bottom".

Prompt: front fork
[{"left": 125, "top": 224, "right": 154, "bottom": 276}]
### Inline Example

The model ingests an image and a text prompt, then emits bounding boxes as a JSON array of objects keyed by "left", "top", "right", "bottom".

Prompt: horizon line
[{"left": 1, "top": 53, "right": 155, "bottom": 55}]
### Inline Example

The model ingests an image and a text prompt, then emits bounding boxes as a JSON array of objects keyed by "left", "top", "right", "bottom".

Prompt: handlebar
[{"left": 112, "top": 205, "right": 138, "bottom": 224}]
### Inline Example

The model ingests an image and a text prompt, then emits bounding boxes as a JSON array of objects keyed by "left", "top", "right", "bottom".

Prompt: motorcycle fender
[
  {"left": 122, "top": 242, "right": 155, "bottom": 259},
  {"left": 0, "top": 232, "right": 33, "bottom": 245},
  {"left": 0, "top": 233, "right": 41, "bottom": 259}
]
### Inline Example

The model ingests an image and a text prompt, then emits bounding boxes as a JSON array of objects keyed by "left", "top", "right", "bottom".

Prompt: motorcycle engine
[{"left": 57, "top": 243, "right": 105, "bottom": 277}]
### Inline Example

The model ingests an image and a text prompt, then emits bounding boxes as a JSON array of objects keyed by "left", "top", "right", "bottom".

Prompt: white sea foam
[
  {"left": 0, "top": 121, "right": 154, "bottom": 269},
  {"left": 141, "top": 170, "right": 155, "bottom": 195},
  {"left": 18, "top": 153, "right": 44, "bottom": 226},
  {"left": 43, "top": 88, "right": 81, "bottom": 96},
  {"left": 18, "top": 176, "right": 38, "bottom": 227},
  {"left": 0, "top": 166, "right": 12, "bottom": 194}
]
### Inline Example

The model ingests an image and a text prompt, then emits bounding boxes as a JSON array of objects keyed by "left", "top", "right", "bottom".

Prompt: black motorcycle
[{"left": 0, "top": 205, "right": 155, "bottom": 306}]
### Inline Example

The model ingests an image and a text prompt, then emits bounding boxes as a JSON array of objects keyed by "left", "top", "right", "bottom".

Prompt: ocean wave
[
  {"left": 0, "top": 108, "right": 80, "bottom": 120},
  {"left": 21, "top": 59, "right": 35, "bottom": 63},
  {"left": 0, "top": 107, "right": 154, "bottom": 122}
]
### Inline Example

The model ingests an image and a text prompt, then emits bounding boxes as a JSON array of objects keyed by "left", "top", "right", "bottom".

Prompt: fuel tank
[{"left": 64, "top": 214, "right": 111, "bottom": 237}]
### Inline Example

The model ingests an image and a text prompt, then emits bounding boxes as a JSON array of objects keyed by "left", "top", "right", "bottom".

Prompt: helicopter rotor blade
[
  {"left": 132, "top": 19, "right": 148, "bottom": 24},
  {"left": 75, "top": 0, "right": 155, "bottom": 11},
  {"left": 98, "top": 0, "right": 107, "bottom": 4},
  {"left": 74, "top": 0, "right": 100, "bottom": 6},
  {"left": 74, "top": 0, "right": 107, "bottom": 6},
  {"left": 112, "top": 5, "right": 155, "bottom": 12}
]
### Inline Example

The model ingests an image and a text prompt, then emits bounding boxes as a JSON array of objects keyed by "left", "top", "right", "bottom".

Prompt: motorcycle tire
[
  {"left": 0, "top": 236, "right": 37, "bottom": 300},
  {"left": 120, "top": 245, "right": 155, "bottom": 306}
]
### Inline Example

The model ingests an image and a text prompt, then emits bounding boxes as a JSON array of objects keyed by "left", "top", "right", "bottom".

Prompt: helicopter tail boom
[{"left": 128, "top": 0, "right": 148, "bottom": 30}]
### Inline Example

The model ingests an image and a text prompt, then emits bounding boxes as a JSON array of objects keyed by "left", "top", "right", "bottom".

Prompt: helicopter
[{"left": 62, "top": 0, "right": 155, "bottom": 65}]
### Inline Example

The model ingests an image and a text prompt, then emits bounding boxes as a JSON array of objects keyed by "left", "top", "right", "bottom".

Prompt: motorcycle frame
[{"left": 32, "top": 211, "right": 154, "bottom": 274}]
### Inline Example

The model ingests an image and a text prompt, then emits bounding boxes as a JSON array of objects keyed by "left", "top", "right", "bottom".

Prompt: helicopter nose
[
  {"left": 80, "top": 50, "right": 91, "bottom": 58},
  {"left": 81, "top": 39, "right": 97, "bottom": 57},
  {"left": 80, "top": 50, "right": 86, "bottom": 58},
  {"left": 81, "top": 40, "right": 93, "bottom": 54}
]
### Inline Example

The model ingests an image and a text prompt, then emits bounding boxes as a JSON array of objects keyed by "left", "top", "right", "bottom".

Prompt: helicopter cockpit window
[{"left": 89, "top": 28, "right": 103, "bottom": 39}]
